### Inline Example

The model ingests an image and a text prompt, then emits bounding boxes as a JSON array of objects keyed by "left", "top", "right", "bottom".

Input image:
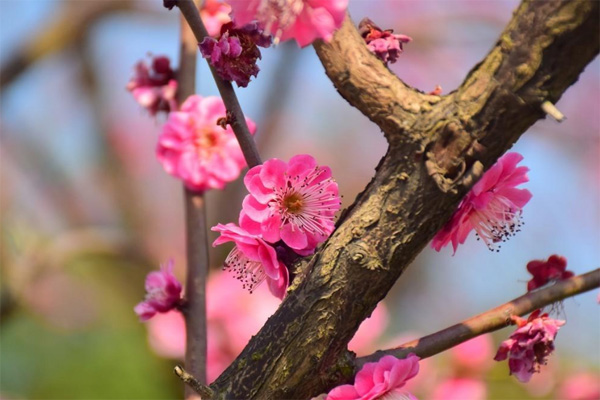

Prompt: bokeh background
[{"left": 1, "top": 1, "right": 598, "bottom": 399}]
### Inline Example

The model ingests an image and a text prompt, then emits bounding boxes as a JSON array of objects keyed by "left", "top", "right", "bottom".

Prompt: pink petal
[{"left": 280, "top": 223, "right": 309, "bottom": 250}]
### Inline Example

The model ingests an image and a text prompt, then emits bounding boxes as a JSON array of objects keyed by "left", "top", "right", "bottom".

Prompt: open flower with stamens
[
  {"left": 240, "top": 154, "right": 341, "bottom": 255},
  {"left": 212, "top": 223, "right": 288, "bottom": 299},
  {"left": 431, "top": 152, "right": 532, "bottom": 254},
  {"left": 156, "top": 95, "right": 256, "bottom": 192},
  {"left": 228, "top": 0, "right": 347, "bottom": 47}
]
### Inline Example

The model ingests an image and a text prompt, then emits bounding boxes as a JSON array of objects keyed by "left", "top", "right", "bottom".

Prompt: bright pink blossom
[
  {"left": 134, "top": 259, "right": 182, "bottom": 321},
  {"left": 212, "top": 222, "right": 288, "bottom": 298},
  {"left": 201, "top": 0, "right": 232, "bottom": 36},
  {"left": 526, "top": 254, "right": 574, "bottom": 291},
  {"left": 326, "top": 354, "right": 420, "bottom": 400},
  {"left": 126, "top": 55, "right": 178, "bottom": 116},
  {"left": 494, "top": 309, "right": 565, "bottom": 383},
  {"left": 228, "top": 0, "right": 347, "bottom": 47},
  {"left": 241, "top": 154, "right": 341, "bottom": 255},
  {"left": 430, "top": 378, "right": 486, "bottom": 400},
  {"left": 432, "top": 152, "right": 532, "bottom": 254},
  {"left": 359, "top": 18, "right": 412, "bottom": 65},
  {"left": 156, "top": 95, "right": 256, "bottom": 192}
]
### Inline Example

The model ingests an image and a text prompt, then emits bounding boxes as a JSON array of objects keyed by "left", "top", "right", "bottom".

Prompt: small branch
[
  {"left": 541, "top": 100, "right": 566, "bottom": 122},
  {"left": 356, "top": 268, "right": 600, "bottom": 367},
  {"left": 174, "top": 365, "right": 214, "bottom": 399},
  {"left": 176, "top": 0, "right": 262, "bottom": 168}
]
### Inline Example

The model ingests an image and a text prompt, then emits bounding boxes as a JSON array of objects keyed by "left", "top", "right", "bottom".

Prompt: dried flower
[
  {"left": 134, "top": 260, "right": 182, "bottom": 321},
  {"left": 359, "top": 18, "right": 412, "bottom": 65},
  {"left": 526, "top": 255, "right": 574, "bottom": 291},
  {"left": 126, "top": 55, "right": 178, "bottom": 116}
]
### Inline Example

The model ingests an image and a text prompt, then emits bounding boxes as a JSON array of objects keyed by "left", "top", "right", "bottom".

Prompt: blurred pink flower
[
  {"left": 228, "top": 0, "right": 347, "bottom": 47},
  {"left": 126, "top": 55, "right": 177, "bottom": 116},
  {"left": 201, "top": 0, "right": 232, "bottom": 36},
  {"left": 156, "top": 95, "right": 256, "bottom": 192},
  {"left": 430, "top": 378, "right": 486, "bottom": 400},
  {"left": 241, "top": 154, "right": 341, "bottom": 255},
  {"left": 494, "top": 309, "right": 565, "bottom": 383},
  {"left": 326, "top": 354, "right": 420, "bottom": 400},
  {"left": 212, "top": 222, "right": 289, "bottom": 298},
  {"left": 559, "top": 372, "right": 600, "bottom": 400},
  {"left": 200, "top": 22, "right": 271, "bottom": 88},
  {"left": 348, "top": 302, "right": 389, "bottom": 356},
  {"left": 134, "top": 260, "right": 182, "bottom": 321},
  {"left": 147, "top": 310, "right": 186, "bottom": 359},
  {"left": 526, "top": 254, "right": 574, "bottom": 291},
  {"left": 359, "top": 18, "right": 412, "bottom": 65},
  {"left": 448, "top": 334, "right": 494, "bottom": 374},
  {"left": 432, "top": 152, "right": 532, "bottom": 254}
]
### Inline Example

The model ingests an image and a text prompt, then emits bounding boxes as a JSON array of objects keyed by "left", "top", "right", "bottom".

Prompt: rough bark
[{"left": 209, "top": 1, "right": 598, "bottom": 398}]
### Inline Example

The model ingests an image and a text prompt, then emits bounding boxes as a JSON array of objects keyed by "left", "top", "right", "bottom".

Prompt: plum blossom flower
[
  {"left": 228, "top": 0, "right": 347, "bottom": 47},
  {"left": 430, "top": 378, "right": 487, "bottom": 400},
  {"left": 126, "top": 55, "right": 177, "bottom": 116},
  {"left": 526, "top": 254, "right": 574, "bottom": 291},
  {"left": 212, "top": 222, "right": 288, "bottom": 298},
  {"left": 200, "top": 22, "right": 271, "bottom": 87},
  {"left": 201, "top": 0, "right": 232, "bottom": 36},
  {"left": 134, "top": 260, "right": 182, "bottom": 321},
  {"left": 431, "top": 152, "right": 532, "bottom": 254},
  {"left": 358, "top": 18, "right": 412, "bottom": 65},
  {"left": 156, "top": 95, "right": 256, "bottom": 192},
  {"left": 326, "top": 354, "right": 420, "bottom": 400},
  {"left": 494, "top": 309, "right": 565, "bottom": 383},
  {"left": 240, "top": 154, "right": 341, "bottom": 255}
]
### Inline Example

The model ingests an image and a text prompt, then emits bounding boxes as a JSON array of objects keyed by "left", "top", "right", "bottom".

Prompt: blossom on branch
[
  {"left": 156, "top": 95, "right": 256, "bottom": 192},
  {"left": 494, "top": 309, "right": 565, "bottom": 383},
  {"left": 240, "top": 154, "right": 341, "bottom": 255},
  {"left": 358, "top": 18, "right": 412, "bottom": 65},
  {"left": 134, "top": 259, "right": 182, "bottom": 321},
  {"left": 126, "top": 55, "right": 178, "bottom": 116},
  {"left": 212, "top": 223, "right": 288, "bottom": 298},
  {"left": 431, "top": 152, "right": 532, "bottom": 254},
  {"left": 228, "top": 0, "right": 347, "bottom": 47},
  {"left": 201, "top": 0, "right": 232, "bottom": 36},
  {"left": 200, "top": 22, "right": 271, "bottom": 87},
  {"left": 326, "top": 354, "right": 420, "bottom": 400},
  {"left": 526, "top": 254, "right": 574, "bottom": 291}
]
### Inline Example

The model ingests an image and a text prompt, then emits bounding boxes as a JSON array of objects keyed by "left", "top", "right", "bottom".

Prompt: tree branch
[
  {"left": 357, "top": 269, "right": 600, "bottom": 367},
  {"left": 176, "top": 0, "right": 262, "bottom": 168}
]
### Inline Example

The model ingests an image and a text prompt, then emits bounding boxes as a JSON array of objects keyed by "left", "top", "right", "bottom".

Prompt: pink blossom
[
  {"left": 326, "top": 354, "right": 420, "bottom": 400},
  {"left": 200, "top": 22, "right": 271, "bottom": 87},
  {"left": 126, "top": 55, "right": 178, "bottom": 116},
  {"left": 430, "top": 378, "right": 486, "bottom": 400},
  {"left": 494, "top": 309, "right": 565, "bottom": 383},
  {"left": 134, "top": 260, "right": 182, "bottom": 321},
  {"left": 559, "top": 372, "right": 600, "bottom": 400},
  {"left": 526, "top": 254, "right": 574, "bottom": 291},
  {"left": 228, "top": 0, "right": 348, "bottom": 47},
  {"left": 358, "top": 18, "right": 412, "bottom": 65},
  {"left": 212, "top": 222, "right": 288, "bottom": 298},
  {"left": 156, "top": 95, "right": 256, "bottom": 192},
  {"left": 449, "top": 334, "right": 494, "bottom": 374},
  {"left": 201, "top": 0, "right": 232, "bottom": 36},
  {"left": 147, "top": 310, "right": 186, "bottom": 359},
  {"left": 241, "top": 154, "right": 341, "bottom": 255},
  {"left": 348, "top": 302, "right": 389, "bottom": 356},
  {"left": 431, "top": 152, "right": 532, "bottom": 254}
]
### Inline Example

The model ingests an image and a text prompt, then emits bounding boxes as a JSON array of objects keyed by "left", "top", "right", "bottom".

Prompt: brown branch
[
  {"left": 176, "top": 0, "right": 262, "bottom": 168},
  {"left": 177, "top": 6, "right": 209, "bottom": 396},
  {"left": 206, "top": 1, "right": 598, "bottom": 399},
  {"left": 174, "top": 365, "right": 214, "bottom": 399},
  {"left": 357, "top": 269, "right": 600, "bottom": 367}
]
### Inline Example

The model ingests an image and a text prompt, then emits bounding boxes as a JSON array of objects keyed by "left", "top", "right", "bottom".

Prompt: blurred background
[{"left": 1, "top": 1, "right": 598, "bottom": 399}]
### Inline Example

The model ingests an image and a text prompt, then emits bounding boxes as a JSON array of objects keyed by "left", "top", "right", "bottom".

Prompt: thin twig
[
  {"left": 177, "top": 6, "right": 208, "bottom": 396},
  {"left": 176, "top": 0, "right": 262, "bottom": 168},
  {"left": 356, "top": 268, "right": 600, "bottom": 367},
  {"left": 174, "top": 365, "right": 214, "bottom": 399}
]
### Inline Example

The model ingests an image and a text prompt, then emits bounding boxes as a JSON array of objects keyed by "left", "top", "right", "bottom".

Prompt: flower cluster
[
  {"left": 359, "top": 18, "right": 412, "bottom": 65},
  {"left": 325, "top": 354, "right": 420, "bottom": 400},
  {"left": 432, "top": 152, "right": 532, "bottom": 254},
  {"left": 200, "top": 22, "right": 272, "bottom": 87},
  {"left": 156, "top": 95, "right": 255, "bottom": 192},
  {"left": 494, "top": 309, "right": 565, "bottom": 383},
  {"left": 526, "top": 254, "right": 574, "bottom": 291},
  {"left": 126, "top": 55, "right": 178, "bottom": 116},
  {"left": 134, "top": 260, "right": 182, "bottom": 321},
  {"left": 213, "top": 154, "right": 341, "bottom": 298},
  {"left": 228, "top": 0, "right": 347, "bottom": 47}
]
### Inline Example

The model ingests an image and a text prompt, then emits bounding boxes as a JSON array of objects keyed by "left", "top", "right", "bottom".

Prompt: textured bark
[{"left": 209, "top": 1, "right": 599, "bottom": 398}]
